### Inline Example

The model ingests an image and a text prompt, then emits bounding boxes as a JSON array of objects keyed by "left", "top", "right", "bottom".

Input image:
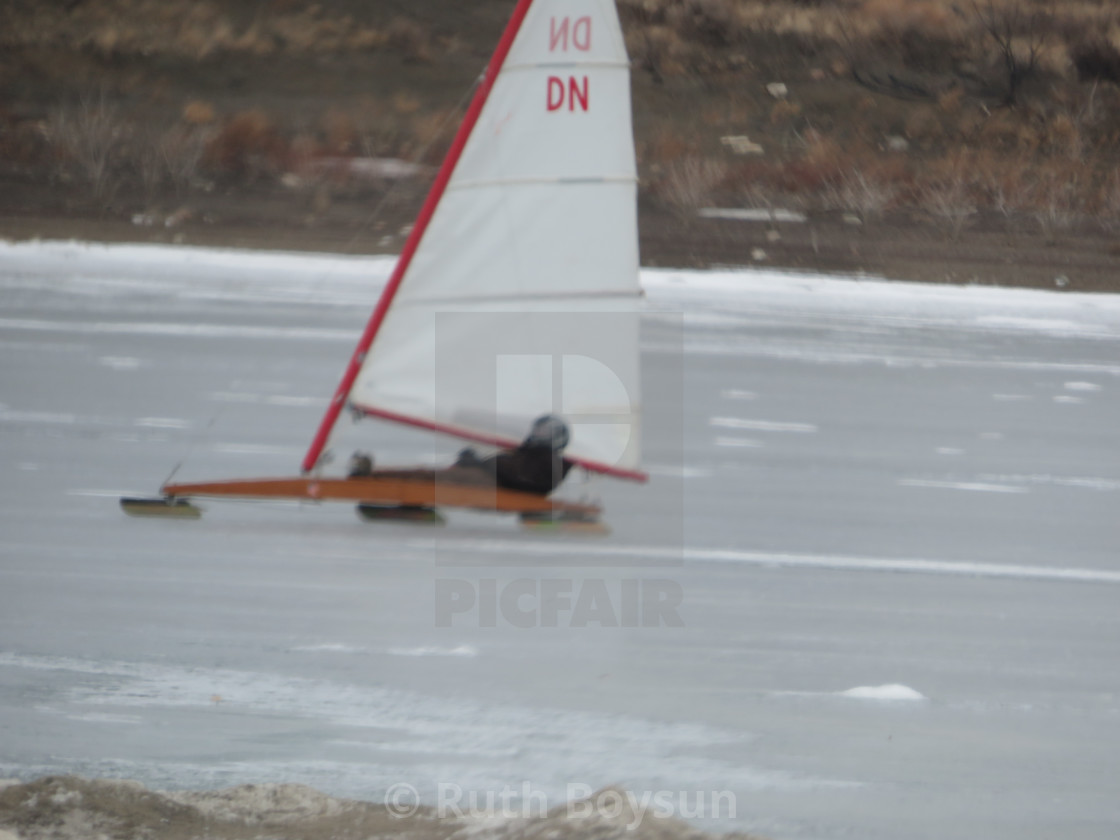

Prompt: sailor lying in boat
[{"left": 347, "top": 415, "right": 574, "bottom": 497}]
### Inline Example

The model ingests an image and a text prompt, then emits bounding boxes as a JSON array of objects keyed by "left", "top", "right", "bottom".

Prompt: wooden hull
[{"left": 161, "top": 471, "right": 600, "bottom": 517}]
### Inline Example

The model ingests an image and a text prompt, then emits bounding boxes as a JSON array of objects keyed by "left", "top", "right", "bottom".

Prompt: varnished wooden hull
[{"left": 160, "top": 471, "right": 600, "bottom": 517}]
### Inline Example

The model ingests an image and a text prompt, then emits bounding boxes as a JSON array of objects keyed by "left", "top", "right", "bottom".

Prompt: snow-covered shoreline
[{"left": 3, "top": 239, "right": 1120, "bottom": 329}]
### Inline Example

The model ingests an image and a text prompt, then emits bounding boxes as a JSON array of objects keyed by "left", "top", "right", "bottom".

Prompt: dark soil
[{"left": 2, "top": 0, "right": 1119, "bottom": 294}]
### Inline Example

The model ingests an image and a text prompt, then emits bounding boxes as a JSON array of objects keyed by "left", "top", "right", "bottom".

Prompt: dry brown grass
[
  {"left": 385, "top": 17, "right": 433, "bottom": 64},
  {"left": 656, "top": 157, "right": 729, "bottom": 214},
  {"left": 204, "top": 109, "right": 285, "bottom": 182}
]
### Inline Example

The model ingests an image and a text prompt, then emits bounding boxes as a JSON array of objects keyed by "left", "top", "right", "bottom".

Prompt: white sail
[{"left": 346, "top": 0, "right": 643, "bottom": 480}]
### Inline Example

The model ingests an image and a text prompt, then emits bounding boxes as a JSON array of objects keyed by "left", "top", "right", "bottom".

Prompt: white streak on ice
[
  {"left": 976, "top": 474, "right": 1120, "bottom": 492},
  {"left": 67, "top": 489, "right": 138, "bottom": 498},
  {"left": 714, "top": 437, "right": 763, "bottom": 449},
  {"left": 98, "top": 356, "right": 140, "bottom": 371},
  {"left": 0, "top": 317, "right": 353, "bottom": 342},
  {"left": 387, "top": 645, "right": 479, "bottom": 658},
  {"left": 134, "top": 417, "right": 191, "bottom": 429},
  {"left": 839, "top": 684, "right": 927, "bottom": 701},
  {"left": 265, "top": 395, "right": 326, "bottom": 407},
  {"left": 711, "top": 417, "right": 818, "bottom": 433},
  {"left": 1064, "top": 381, "right": 1102, "bottom": 392},
  {"left": 424, "top": 540, "right": 1120, "bottom": 585},
  {"left": 898, "top": 479, "right": 1027, "bottom": 494},
  {"left": 645, "top": 464, "right": 713, "bottom": 478},
  {"left": 213, "top": 443, "right": 304, "bottom": 456},
  {"left": 0, "top": 409, "right": 77, "bottom": 425}
]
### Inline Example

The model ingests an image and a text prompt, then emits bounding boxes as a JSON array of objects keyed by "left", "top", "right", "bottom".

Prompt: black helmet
[{"left": 526, "top": 415, "right": 570, "bottom": 451}]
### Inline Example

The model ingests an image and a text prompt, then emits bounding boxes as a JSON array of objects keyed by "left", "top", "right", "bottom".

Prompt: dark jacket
[{"left": 456, "top": 443, "right": 572, "bottom": 496}]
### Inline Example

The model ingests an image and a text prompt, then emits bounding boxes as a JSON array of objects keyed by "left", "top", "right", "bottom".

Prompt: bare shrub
[
  {"left": 978, "top": 161, "right": 1031, "bottom": 221},
  {"left": 920, "top": 172, "right": 978, "bottom": 240},
  {"left": 135, "top": 130, "right": 165, "bottom": 198},
  {"left": 45, "top": 91, "right": 123, "bottom": 200},
  {"left": 1042, "top": 83, "right": 1101, "bottom": 162},
  {"left": 962, "top": 0, "right": 1050, "bottom": 105},
  {"left": 1026, "top": 163, "right": 1081, "bottom": 242},
  {"left": 823, "top": 167, "right": 898, "bottom": 221},
  {"left": 657, "top": 157, "right": 728, "bottom": 214},
  {"left": 160, "top": 125, "right": 212, "bottom": 192},
  {"left": 1095, "top": 170, "right": 1120, "bottom": 232},
  {"left": 132, "top": 123, "right": 212, "bottom": 197}
]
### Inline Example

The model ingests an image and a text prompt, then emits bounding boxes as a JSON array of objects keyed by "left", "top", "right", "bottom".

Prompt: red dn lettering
[
  {"left": 549, "top": 16, "right": 592, "bottom": 52},
  {"left": 547, "top": 76, "right": 589, "bottom": 112}
]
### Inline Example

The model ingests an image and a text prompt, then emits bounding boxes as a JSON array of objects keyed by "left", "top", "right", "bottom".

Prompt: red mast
[{"left": 301, "top": 0, "right": 536, "bottom": 474}]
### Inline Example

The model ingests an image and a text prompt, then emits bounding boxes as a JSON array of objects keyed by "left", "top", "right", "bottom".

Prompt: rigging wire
[
  {"left": 339, "top": 74, "right": 482, "bottom": 257},
  {"left": 161, "top": 409, "right": 223, "bottom": 489}
]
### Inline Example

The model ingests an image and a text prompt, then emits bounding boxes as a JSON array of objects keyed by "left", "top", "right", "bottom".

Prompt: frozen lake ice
[{"left": 1, "top": 241, "right": 1119, "bottom": 840}]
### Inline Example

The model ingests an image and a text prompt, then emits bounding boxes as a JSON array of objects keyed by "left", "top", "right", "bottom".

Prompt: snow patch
[
  {"left": 1053, "top": 395, "right": 1084, "bottom": 404},
  {"left": 839, "top": 684, "right": 926, "bottom": 701},
  {"left": 1064, "top": 381, "right": 1102, "bottom": 392},
  {"left": 699, "top": 208, "right": 807, "bottom": 222}
]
